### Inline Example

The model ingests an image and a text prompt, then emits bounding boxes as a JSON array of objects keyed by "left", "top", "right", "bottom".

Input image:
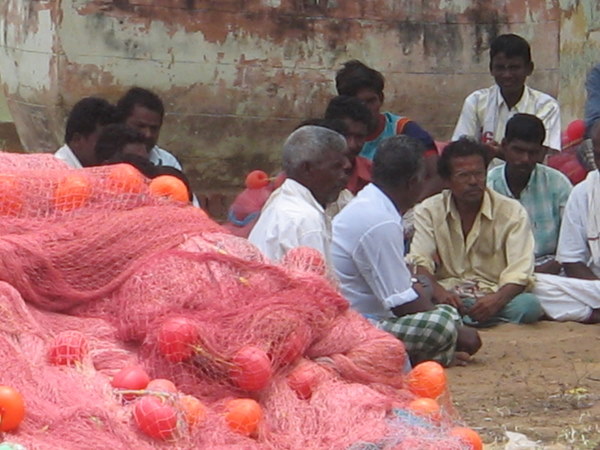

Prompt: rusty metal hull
[{"left": 0, "top": 0, "right": 595, "bottom": 199}]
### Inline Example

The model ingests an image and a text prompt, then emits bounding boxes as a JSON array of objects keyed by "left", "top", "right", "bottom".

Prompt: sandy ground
[{"left": 448, "top": 322, "right": 600, "bottom": 449}]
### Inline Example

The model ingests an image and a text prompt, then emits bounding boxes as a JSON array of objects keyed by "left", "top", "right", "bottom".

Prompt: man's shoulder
[
  {"left": 150, "top": 146, "right": 182, "bottom": 168},
  {"left": 535, "top": 164, "right": 572, "bottom": 188},
  {"left": 463, "top": 86, "right": 495, "bottom": 104},
  {"left": 488, "top": 188, "right": 528, "bottom": 217},
  {"left": 526, "top": 86, "right": 559, "bottom": 108}
]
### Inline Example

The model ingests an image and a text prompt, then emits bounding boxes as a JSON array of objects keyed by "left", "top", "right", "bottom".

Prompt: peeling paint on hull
[{"left": 0, "top": 0, "right": 589, "bottom": 205}]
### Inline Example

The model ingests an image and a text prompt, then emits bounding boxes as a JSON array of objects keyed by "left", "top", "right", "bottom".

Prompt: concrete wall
[{"left": 0, "top": 0, "right": 596, "bottom": 214}]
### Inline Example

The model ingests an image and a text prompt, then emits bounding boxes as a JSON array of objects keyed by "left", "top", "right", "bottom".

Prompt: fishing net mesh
[{"left": 0, "top": 152, "right": 472, "bottom": 449}]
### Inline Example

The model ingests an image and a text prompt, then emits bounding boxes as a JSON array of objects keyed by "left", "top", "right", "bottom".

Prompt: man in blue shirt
[{"left": 488, "top": 114, "right": 572, "bottom": 274}]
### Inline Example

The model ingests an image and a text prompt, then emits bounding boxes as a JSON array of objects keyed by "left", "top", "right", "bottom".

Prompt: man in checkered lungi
[{"left": 332, "top": 135, "right": 481, "bottom": 367}]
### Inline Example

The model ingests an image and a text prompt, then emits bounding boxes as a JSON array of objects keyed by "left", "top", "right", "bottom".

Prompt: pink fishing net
[{"left": 0, "top": 152, "right": 473, "bottom": 449}]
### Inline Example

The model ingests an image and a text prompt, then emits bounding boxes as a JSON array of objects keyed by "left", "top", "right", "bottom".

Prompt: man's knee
[{"left": 504, "top": 293, "right": 543, "bottom": 324}]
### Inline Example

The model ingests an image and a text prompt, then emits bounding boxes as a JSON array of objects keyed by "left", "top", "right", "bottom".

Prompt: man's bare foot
[{"left": 450, "top": 351, "right": 472, "bottom": 367}]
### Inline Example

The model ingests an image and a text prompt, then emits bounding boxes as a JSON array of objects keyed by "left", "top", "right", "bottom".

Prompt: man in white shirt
[
  {"left": 249, "top": 126, "right": 351, "bottom": 267},
  {"left": 332, "top": 135, "right": 481, "bottom": 367},
  {"left": 116, "top": 87, "right": 200, "bottom": 206},
  {"left": 535, "top": 121, "right": 600, "bottom": 323},
  {"left": 452, "top": 34, "right": 561, "bottom": 156},
  {"left": 54, "top": 97, "right": 116, "bottom": 168},
  {"left": 116, "top": 87, "right": 184, "bottom": 170}
]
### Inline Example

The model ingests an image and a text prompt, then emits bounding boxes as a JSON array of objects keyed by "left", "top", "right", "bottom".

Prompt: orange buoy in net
[
  {"left": 450, "top": 426, "right": 483, "bottom": 450},
  {"left": 0, "top": 174, "right": 23, "bottom": 216},
  {"left": 407, "top": 397, "right": 441, "bottom": 422},
  {"left": 177, "top": 395, "right": 207, "bottom": 427},
  {"left": 107, "top": 163, "right": 145, "bottom": 194},
  {"left": 224, "top": 398, "right": 262, "bottom": 436},
  {"left": 54, "top": 173, "right": 92, "bottom": 211},
  {"left": 149, "top": 175, "right": 189, "bottom": 203},
  {"left": 405, "top": 360, "right": 447, "bottom": 399}
]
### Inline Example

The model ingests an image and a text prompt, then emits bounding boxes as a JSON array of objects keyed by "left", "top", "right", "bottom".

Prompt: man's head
[
  {"left": 324, "top": 96, "right": 372, "bottom": 160},
  {"left": 372, "top": 135, "right": 426, "bottom": 213},
  {"left": 95, "top": 124, "right": 149, "bottom": 164},
  {"left": 335, "top": 60, "right": 385, "bottom": 117},
  {"left": 64, "top": 97, "right": 116, "bottom": 167},
  {"left": 501, "top": 113, "right": 546, "bottom": 177},
  {"left": 489, "top": 34, "right": 534, "bottom": 98},
  {"left": 438, "top": 138, "right": 491, "bottom": 206},
  {"left": 282, "top": 125, "right": 350, "bottom": 207},
  {"left": 116, "top": 87, "right": 165, "bottom": 152}
]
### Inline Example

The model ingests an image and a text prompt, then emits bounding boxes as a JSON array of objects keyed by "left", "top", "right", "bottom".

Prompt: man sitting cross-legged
[
  {"left": 533, "top": 121, "right": 600, "bottom": 323},
  {"left": 332, "top": 135, "right": 481, "bottom": 367},
  {"left": 249, "top": 126, "right": 351, "bottom": 268},
  {"left": 409, "top": 138, "right": 543, "bottom": 327},
  {"left": 487, "top": 114, "right": 572, "bottom": 275}
]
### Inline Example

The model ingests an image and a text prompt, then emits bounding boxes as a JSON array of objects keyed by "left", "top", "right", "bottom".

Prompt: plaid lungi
[{"left": 375, "top": 304, "right": 461, "bottom": 367}]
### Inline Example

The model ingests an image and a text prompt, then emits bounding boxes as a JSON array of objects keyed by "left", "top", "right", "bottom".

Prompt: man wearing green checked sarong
[{"left": 332, "top": 135, "right": 481, "bottom": 367}]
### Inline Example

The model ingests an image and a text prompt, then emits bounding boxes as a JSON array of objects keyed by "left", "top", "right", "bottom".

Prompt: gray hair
[
  {"left": 372, "top": 135, "right": 425, "bottom": 187},
  {"left": 282, "top": 125, "right": 347, "bottom": 175}
]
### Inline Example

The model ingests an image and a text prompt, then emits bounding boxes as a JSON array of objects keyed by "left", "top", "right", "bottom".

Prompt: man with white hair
[{"left": 249, "top": 126, "right": 351, "bottom": 266}]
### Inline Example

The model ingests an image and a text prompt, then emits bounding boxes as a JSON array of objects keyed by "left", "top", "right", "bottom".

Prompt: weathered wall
[
  {"left": 0, "top": 0, "right": 586, "bottom": 211},
  {"left": 558, "top": 0, "right": 600, "bottom": 123}
]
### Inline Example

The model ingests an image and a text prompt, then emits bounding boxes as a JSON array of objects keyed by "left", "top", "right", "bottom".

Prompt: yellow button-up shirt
[{"left": 409, "top": 188, "right": 535, "bottom": 293}]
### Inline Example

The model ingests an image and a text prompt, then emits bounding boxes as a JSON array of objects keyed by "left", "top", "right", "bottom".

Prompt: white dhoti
[{"left": 534, "top": 273, "right": 600, "bottom": 322}]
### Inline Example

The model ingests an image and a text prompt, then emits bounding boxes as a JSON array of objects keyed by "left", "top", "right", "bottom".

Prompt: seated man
[
  {"left": 116, "top": 87, "right": 198, "bottom": 205},
  {"left": 452, "top": 34, "right": 561, "bottom": 156},
  {"left": 332, "top": 135, "right": 481, "bottom": 367},
  {"left": 488, "top": 114, "right": 572, "bottom": 274},
  {"left": 409, "top": 138, "right": 543, "bottom": 326},
  {"left": 324, "top": 95, "right": 372, "bottom": 194},
  {"left": 248, "top": 126, "right": 350, "bottom": 266},
  {"left": 535, "top": 121, "right": 600, "bottom": 323},
  {"left": 335, "top": 60, "right": 442, "bottom": 198},
  {"left": 55, "top": 97, "right": 116, "bottom": 168}
]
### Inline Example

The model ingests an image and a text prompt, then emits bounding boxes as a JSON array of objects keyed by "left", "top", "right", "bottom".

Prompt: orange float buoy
[
  {"left": 407, "top": 397, "right": 440, "bottom": 422},
  {"left": 178, "top": 395, "right": 207, "bottom": 427},
  {"left": 450, "top": 426, "right": 483, "bottom": 450},
  {"left": 54, "top": 173, "right": 92, "bottom": 211},
  {"left": 107, "top": 163, "right": 145, "bottom": 194},
  {"left": 0, "top": 174, "right": 23, "bottom": 216},
  {"left": 224, "top": 398, "right": 262, "bottom": 436},
  {"left": 149, "top": 175, "right": 189, "bottom": 203},
  {"left": 405, "top": 360, "right": 447, "bottom": 399}
]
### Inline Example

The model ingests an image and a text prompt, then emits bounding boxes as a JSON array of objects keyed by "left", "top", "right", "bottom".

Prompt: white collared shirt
[
  {"left": 249, "top": 178, "right": 332, "bottom": 266},
  {"left": 54, "top": 144, "right": 83, "bottom": 168},
  {"left": 149, "top": 146, "right": 183, "bottom": 171},
  {"left": 557, "top": 173, "right": 600, "bottom": 277},
  {"left": 331, "top": 183, "right": 418, "bottom": 320},
  {"left": 452, "top": 84, "right": 561, "bottom": 149}
]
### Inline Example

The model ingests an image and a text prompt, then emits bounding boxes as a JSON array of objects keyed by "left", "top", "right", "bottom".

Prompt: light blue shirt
[
  {"left": 332, "top": 183, "right": 418, "bottom": 320},
  {"left": 487, "top": 163, "right": 572, "bottom": 259}
]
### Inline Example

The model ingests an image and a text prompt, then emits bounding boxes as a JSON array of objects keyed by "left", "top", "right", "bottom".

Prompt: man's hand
[
  {"left": 535, "top": 259, "right": 562, "bottom": 275},
  {"left": 432, "top": 285, "right": 465, "bottom": 314},
  {"left": 467, "top": 292, "right": 504, "bottom": 323},
  {"left": 486, "top": 141, "right": 504, "bottom": 160}
]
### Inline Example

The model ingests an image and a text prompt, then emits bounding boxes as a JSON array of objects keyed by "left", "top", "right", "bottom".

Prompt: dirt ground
[{"left": 448, "top": 322, "right": 600, "bottom": 449}]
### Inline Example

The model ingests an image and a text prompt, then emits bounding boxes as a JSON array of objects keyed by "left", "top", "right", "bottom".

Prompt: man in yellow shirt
[{"left": 409, "top": 138, "right": 543, "bottom": 326}]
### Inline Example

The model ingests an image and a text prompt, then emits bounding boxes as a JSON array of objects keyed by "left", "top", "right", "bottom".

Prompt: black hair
[
  {"left": 438, "top": 138, "right": 491, "bottom": 179},
  {"left": 94, "top": 124, "right": 147, "bottom": 163},
  {"left": 504, "top": 113, "right": 546, "bottom": 145},
  {"left": 295, "top": 118, "right": 349, "bottom": 136},
  {"left": 335, "top": 60, "right": 385, "bottom": 97},
  {"left": 116, "top": 87, "right": 165, "bottom": 122},
  {"left": 324, "top": 95, "right": 374, "bottom": 130},
  {"left": 372, "top": 135, "right": 425, "bottom": 188},
  {"left": 64, "top": 97, "right": 116, "bottom": 143},
  {"left": 490, "top": 34, "right": 532, "bottom": 66}
]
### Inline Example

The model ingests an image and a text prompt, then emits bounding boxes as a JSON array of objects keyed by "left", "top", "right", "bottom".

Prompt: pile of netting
[{"left": 0, "top": 152, "right": 476, "bottom": 449}]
